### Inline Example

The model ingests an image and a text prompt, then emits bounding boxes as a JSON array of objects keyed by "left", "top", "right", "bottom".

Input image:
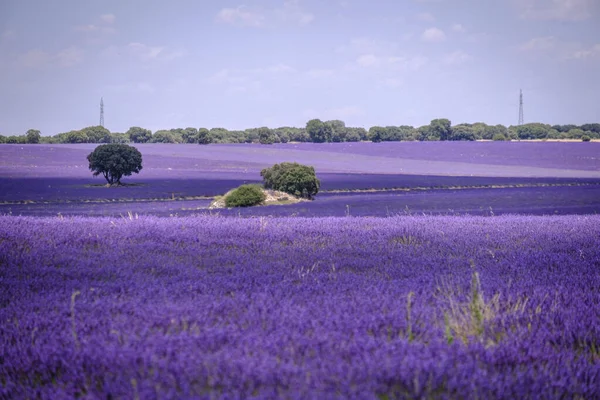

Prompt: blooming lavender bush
[{"left": 1, "top": 215, "right": 599, "bottom": 399}]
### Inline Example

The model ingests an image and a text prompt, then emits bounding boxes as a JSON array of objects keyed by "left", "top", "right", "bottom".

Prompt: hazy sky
[{"left": 0, "top": 0, "right": 599, "bottom": 135}]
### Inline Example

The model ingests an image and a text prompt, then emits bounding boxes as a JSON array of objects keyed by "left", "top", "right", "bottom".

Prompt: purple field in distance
[
  {"left": 1, "top": 215, "right": 599, "bottom": 399},
  {"left": 270, "top": 141, "right": 600, "bottom": 172},
  {"left": 1, "top": 143, "right": 599, "bottom": 217}
]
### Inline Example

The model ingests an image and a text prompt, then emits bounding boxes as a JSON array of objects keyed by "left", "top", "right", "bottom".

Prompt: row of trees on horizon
[{"left": 2, "top": 119, "right": 599, "bottom": 145}]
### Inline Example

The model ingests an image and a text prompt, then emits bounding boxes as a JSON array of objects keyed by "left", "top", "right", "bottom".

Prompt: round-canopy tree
[
  {"left": 87, "top": 144, "right": 143, "bottom": 186},
  {"left": 261, "top": 162, "right": 320, "bottom": 199}
]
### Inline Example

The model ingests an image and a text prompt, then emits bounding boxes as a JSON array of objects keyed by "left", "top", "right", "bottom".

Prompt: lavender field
[
  {"left": 1, "top": 142, "right": 599, "bottom": 399},
  {"left": 1, "top": 215, "right": 599, "bottom": 399},
  {"left": 1, "top": 142, "right": 599, "bottom": 216}
]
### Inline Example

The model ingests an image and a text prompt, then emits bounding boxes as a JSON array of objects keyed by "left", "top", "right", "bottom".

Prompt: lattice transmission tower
[
  {"left": 518, "top": 89, "right": 524, "bottom": 126},
  {"left": 99, "top": 97, "right": 105, "bottom": 127}
]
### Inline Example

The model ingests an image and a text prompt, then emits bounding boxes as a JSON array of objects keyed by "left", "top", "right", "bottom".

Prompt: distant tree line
[{"left": 1, "top": 120, "right": 599, "bottom": 145}]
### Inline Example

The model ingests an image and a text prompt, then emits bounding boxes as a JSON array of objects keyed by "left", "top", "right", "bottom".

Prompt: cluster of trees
[
  {"left": 2, "top": 120, "right": 599, "bottom": 145},
  {"left": 224, "top": 161, "right": 320, "bottom": 207}
]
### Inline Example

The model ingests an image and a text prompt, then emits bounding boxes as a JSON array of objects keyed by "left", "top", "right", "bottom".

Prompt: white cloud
[
  {"left": 74, "top": 13, "right": 116, "bottom": 34},
  {"left": 443, "top": 50, "right": 472, "bottom": 65},
  {"left": 127, "top": 42, "right": 166, "bottom": 60},
  {"left": 388, "top": 55, "right": 428, "bottom": 70},
  {"left": 417, "top": 12, "right": 435, "bottom": 22},
  {"left": 381, "top": 77, "right": 403, "bottom": 88},
  {"left": 519, "top": 36, "right": 556, "bottom": 52},
  {"left": 516, "top": 0, "right": 594, "bottom": 21},
  {"left": 208, "top": 63, "right": 296, "bottom": 93},
  {"left": 421, "top": 27, "right": 446, "bottom": 42},
  {"left": 277, "top": 0, "right": 315, "bottom": 25},
  {"left": 569, "top": 44, "right": 600, "bottom": 59},
  {"left": 18, "top": 46, "right": 84, "bottom": 68},
  {"left": 99, "top": 14, "right": 116, "bottom": 24},
  {"left": 306, "top": 68, "right": 336, "bottom": 79},
  {"left": 55, "top": 46, "right": 84, "bottom": 67},
  {"left": 216, "top": 6, "right": 265, "bottom": 27},
  {"left": 1, "top": 29, "right": 15, "bottom": 40},
  {"left": 452, "top": 23, "right": 466, "bottom": 33},
  {"left": 336, "top": 37, "right": 399, "bottom": 55},
  {"left": 263, "top": 63, "right": 296, "bottom": 73},
  {"left": 216, "top": 1, "right": 314, "bottom": 28},
  {"left": 102, "top": 42, "right": 185, "bottom": 62},
  {"left": 518, "top": 36, "right": 599, "bottom": 61},
  {"left": 18, "top": 50, "right": 51, "bottom": 68},
  {"left": 357, "top": 54, "right": 381, "bottom": 67}
]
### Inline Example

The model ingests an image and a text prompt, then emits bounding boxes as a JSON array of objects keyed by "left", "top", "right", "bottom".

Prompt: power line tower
[
  {"left": 99, "top": 97, "right": 105, "bottom": 127},
  {"left": 518, "top": 89, "right": 524, "bottom": 126}
]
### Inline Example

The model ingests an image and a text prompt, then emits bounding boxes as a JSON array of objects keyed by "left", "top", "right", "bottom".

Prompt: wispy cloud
[
  {"left": 516, "top": 0, "right": 594, "bottom": 21},
  {"left": 216, "top": 1, "right": 314, "bottom": 28},
  {"left": 103, "top": 42, "right": 185, "bottom": 62},
  {"left": 518, "top": 36, "right": 599, "bottom": 61},
  {"left": 356, "top": 54, "right": 381, "bottom": 67},
  {"left": 208, "top": 63, "right": 296, "bottom": 93},
  {"left": 416, "top": 12, "right": 435, "bottom": 22},
  {"left": 336, "top": 37, "right": 399, "bottom": 55},
  {"left": 277, "top": 0, "right": 315, "bottom": 26},
  {"left": 55, "top": 46, "right": 84, "bottom": 67},
  {"left": 519, "top": 36, "right": 557, "bottom": 52},
  {"left": 99, "top": 14, "right": 116, "bottom": 24},
  {"left": 569, "top": 44, "right": 600, "bottom": 59},
  {"left": 216, "top": 6, "right": 265, "bottom": 27},
  {"left": 451, "top": 23, "right": 466, "bottom": 33},
  {"left": 306, "top": 68, "right": 336, "bottom": 79},
  {"left": 421, "top": 27, "right": 446, "bottom": 42},
  {"left": 443, "top": 50, "right": 472, "bottom": 65},
  {"left": 381, "top": 77, "right": 403, "bottom": 88},
  {"left": 1, "top": 29, "right": 15, "bottom": 40},
  {"left": 18, "top": 46, "right": 84, "bottom": 68},
  {"left": 74, "top": 13, "right": 117, "bottom": 34}
]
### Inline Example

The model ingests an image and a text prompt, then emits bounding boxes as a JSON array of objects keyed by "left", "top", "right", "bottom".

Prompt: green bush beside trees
[{"left": 224, "top": 184, "right": 266, "bottom": 207}]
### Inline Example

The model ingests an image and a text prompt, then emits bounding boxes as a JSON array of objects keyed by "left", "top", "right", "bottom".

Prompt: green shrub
[
  {"left": 492, "top": 133, "right": 507, "bottom": 141},
  {"left": 261, "top": 162, "right": 320, "bottom": 199},
  {"left": 582, "top": 135, "right": 591, "bottom": 142},
  {"left": 224, "top": 185, "right": 266, "bottom": 207}
]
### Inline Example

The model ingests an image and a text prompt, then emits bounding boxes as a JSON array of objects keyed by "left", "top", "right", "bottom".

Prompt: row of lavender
[
  {"left": 1, "top": 215, "right": 599, "bottom": 398},
  {"left": 4, "top": 185, "right": 599, "bottom": 217}
]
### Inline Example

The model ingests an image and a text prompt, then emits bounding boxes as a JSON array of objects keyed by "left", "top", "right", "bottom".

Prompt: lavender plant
[{"left": 1, "top": 215, "right": 599, "bottom": 399}]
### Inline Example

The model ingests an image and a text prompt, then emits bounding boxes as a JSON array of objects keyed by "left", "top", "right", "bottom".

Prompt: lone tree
[
  {"left": 261, "top": 162, "right": 320, "bottom": 199},
  {"left": 87, "top": 144, "right": 143, "bottom": 186}
]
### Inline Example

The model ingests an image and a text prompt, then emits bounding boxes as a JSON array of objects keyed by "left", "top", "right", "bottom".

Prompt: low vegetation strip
[
  {"left": 321, "top": 180, "right": 600, "bottom": 194},
  {"left": 1, "top": 215, "right": 598, "bottom": 399},
  {"left": 1, "top": 181, "right": 597, "bottom": 206}
]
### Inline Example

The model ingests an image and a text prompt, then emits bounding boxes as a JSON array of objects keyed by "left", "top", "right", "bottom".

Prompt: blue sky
[{"left": 0, "top": 0, "right": 598, "bottom": 135}]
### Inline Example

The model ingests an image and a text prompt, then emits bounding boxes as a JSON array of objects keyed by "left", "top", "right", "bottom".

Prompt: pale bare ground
[{"left": 209, "top": 188, "right": 306, "bottom": 209}]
